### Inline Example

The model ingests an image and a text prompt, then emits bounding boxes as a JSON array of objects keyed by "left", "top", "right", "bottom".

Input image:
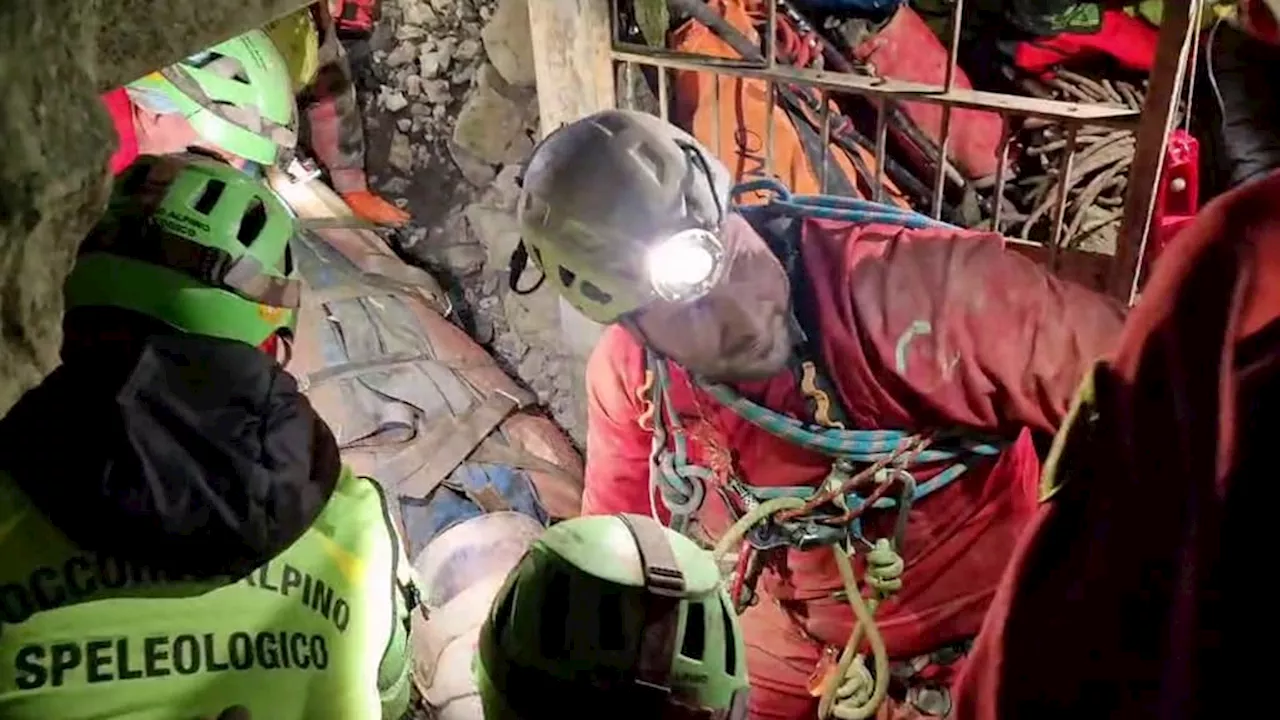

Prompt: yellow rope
[{"left": 712, "top": 499, "right": 894, "bottom": 720}]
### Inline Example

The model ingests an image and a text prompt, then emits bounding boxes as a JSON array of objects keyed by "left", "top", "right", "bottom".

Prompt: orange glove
[{"left": 342, "top": 190, "right": 411, "bottom": 227}]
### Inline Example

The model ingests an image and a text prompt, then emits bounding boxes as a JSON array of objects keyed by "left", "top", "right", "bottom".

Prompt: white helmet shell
[{"left": 413, "top": 512, "right": 546, "bottom": 718}]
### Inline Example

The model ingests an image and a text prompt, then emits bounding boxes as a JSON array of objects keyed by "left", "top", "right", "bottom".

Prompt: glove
[{"left": 342, "top": 190, "right": 411, "bottom": 227}]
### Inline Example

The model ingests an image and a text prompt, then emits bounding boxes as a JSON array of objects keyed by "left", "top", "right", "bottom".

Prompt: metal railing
[{"left": 607, "top": 0, "right": 1201, "bottom": 303}]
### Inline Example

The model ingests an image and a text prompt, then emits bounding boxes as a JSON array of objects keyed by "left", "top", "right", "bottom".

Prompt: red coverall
[
  {"left": 953, "top": 169, "right": 1280, "bottom": 720},
  {"left": 583, "top": 217, "right": 1125, "bottom": 719}
]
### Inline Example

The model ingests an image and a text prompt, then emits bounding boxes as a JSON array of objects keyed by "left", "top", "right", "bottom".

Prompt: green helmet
[
  {"left": 516, "top": 110, "right": 734, "bottom": 324},
  {"left": 475, "top": 514, "right": 749, "bottom": 720},
  {"left": 127, "top": 29, "right": 297, "bottom": 165},
  {"left": 64, "top": 153, "right": 301, "bottom": 348}
]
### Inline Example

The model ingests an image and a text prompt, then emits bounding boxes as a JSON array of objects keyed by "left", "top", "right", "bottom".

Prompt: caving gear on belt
[
  {"left": 0, "top": 467, "right": 414, "bottom": 720},
  {"left": 511, "top": 109, "right": 735, "bottom": 324},
  {"left": 475, "top": 513, "right": 750, "bottom": 720},
  {"left": 331, "top": 0, "right": 382, "bottom": 38},
  {"left": 64, "top": 154, "right": 302, "bottom": 349},
  {"left": 126, "top": 30, "right": 298, "bottom": 166},
  {"left": 647, "top": 178, "right": 1004, "bottom": 542}
]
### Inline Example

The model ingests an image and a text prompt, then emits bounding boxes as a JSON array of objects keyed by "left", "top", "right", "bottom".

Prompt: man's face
[
  {"left": 132, "top": 104, "right": 243, "bottom": 167},
  {"left": 631, "top": 214, "right": 795, "bottom": 382}
]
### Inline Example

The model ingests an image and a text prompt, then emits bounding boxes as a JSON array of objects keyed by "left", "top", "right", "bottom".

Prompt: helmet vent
[
  {"left": 193, "top": 180, "right": 226, "bottom": 215},
  {"left": 236, "top": 197, "right": 268, "bottom": 244},
  {"left": 680, "top": 602, "right": 706, "bottom": 661},
  {"left": 540, "top": 569, "right": 572, "bottom": 660},
  {"left": 631, "top": 143, "right": 666, "bottom": 186},
  {"left": 202, "top": 52, "right": 251, "bottom": 85},
  {"left": 558, "top": 266, "right": 577, "bottom": 288},
  {"left": 580, "top": 281, "right": 613, "bottom": 306},
  {"left": 720, "top": 595, "right": 738, "bottom": 674},
  {"left": 598, "top": 591, "right": 626, "bottom": 652}
]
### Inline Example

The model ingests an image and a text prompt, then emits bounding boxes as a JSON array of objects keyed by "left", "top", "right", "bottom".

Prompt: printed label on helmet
[{"left": 156, "top": 209, "right": 210, "bottom": 239}]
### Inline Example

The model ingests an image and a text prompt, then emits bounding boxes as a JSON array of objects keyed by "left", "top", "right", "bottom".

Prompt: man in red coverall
[
  {"left": 954, "top": 6, "right": 1280, "bottom": 715},
  {"left": 512, "top": 108, "right": 1124, "bottom": 719},
  {"left": 952, "top": 147, "right": 1280, "bottom": 720}
]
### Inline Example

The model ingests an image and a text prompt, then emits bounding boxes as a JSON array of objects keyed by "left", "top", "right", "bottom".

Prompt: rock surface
[
  {"left": 354, "top": 0, "right": 587, "bottom": 444},
  {"left": 0, "top": 0, "right": 314, "bottom": 415}
]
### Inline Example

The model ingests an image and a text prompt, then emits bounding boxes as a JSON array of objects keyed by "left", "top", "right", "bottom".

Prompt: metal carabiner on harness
[{"left": 647, "top": 353, "right": 709, "bottom": 532}]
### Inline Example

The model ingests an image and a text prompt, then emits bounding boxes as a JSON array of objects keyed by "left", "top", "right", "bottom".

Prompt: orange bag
[{"left": 670, "top": 0, "right": 909, "bottom": 207}]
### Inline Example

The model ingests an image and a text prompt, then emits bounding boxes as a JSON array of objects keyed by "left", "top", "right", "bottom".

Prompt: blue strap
[
  {"left": 698, "top": 381, "right": 1002, "bottom": 463},
  {"left": 732, "top": 177, "right": 956, "bottom": 230}
]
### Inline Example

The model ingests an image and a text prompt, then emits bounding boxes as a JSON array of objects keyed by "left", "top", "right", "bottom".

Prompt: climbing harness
[{"left": 644, "top": 178, "right": 1005, "bottom": 719}]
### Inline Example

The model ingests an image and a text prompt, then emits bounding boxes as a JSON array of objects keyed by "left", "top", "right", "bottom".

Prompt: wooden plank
[
  {"left": 612, "top": 46, "right": 1140, "bottom": 129},
  {"left": 527, "top": 0, "right": 615, "bottom": 357},
  {"left": 528, "top": 0, "right": 617, "bottom": 139},
  {"left": 1109, "top": 0, "right": 1196, "bottom": 303}
]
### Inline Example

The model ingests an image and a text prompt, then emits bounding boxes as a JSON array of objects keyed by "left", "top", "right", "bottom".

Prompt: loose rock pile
[{"left": 353, "top": 0, "right": 588, "bottom": 444}]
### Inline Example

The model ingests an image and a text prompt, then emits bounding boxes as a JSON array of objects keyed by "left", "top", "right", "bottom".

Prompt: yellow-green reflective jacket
[{"left": 0, "top": 466, "right": 413, "bottom": 720}]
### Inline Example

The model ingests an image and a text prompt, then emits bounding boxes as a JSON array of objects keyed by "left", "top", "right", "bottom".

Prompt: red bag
[
  {"left": 1013, "top": 9, "right": 1158, "bottom": 76},
  {"left": 851, "top": 6, "right": 1006, "bottom": 180}
]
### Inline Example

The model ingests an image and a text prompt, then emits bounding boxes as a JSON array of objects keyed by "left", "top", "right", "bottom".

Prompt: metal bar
[
  {"left": 712, "top": 70, "right": 722, "bottom": 159},
  {"left": 820, "top": 90, "right": 832, "bottom": 194},
  {"left": 765, "top": 0, "right": 779, "bottom": 177},
  {"left": 1111, "top": 0, "right": 1196, "bottom": 302},
  {"left": 992, "top": 131, "right": 1011, "bottom": 232},
  {"left": 1048, "top": 124, "right": 1080, "bottom": 271},
  {"left": 766, "top": 83, "right": 777, "bottom": 177},
  {"left": 944, "top": 0, "right": 966, "bottom": 92},
  {"left": 658, "top": 63, "right": 670, "bottom": 121},
  {"left": 622, "top": 61, "right": 636, "bottom": 110},
  {"left": 874, "top": 98, "right": 890, "bottom": 203},
  {"left": 932, "top": 106, "right": 953, "bottom": 219},
  {"left": 611, "top": 46, "right": 1139, "bottom": 128},
  {"left": 766, "top": 0, "right": 778, "bottom": 69}
]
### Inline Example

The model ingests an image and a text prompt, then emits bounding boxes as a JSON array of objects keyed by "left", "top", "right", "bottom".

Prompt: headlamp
[{"left": 645, "top": 227, "right": 726, "bottom": 303}]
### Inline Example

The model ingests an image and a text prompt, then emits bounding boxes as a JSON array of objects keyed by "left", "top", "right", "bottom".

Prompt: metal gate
[{"left": 607, "top": 0, "right": 1204, "bottom": 304}]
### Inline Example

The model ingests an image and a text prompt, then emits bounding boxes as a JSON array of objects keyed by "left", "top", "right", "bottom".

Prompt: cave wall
[{"left": 0, "top": 0, "right": 312, "bottom": 413}]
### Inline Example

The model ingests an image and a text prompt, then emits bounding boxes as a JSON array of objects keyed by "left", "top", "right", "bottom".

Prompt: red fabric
[
  {"left": 101, "top": 87, "right": 139, "bottom": 176},
  {"left": 583, "top": 219, "right": 1125, "bottom": 719},
  {"left": 852, "top": 6, "right": 1005, "bottom": 179},
  {"left": 1014, "top": 10, "right": 1158, "bottom": 76},
  {"left": 1241, "top": 0, "right": 1280, "bottom": 44},
  {"left": 953, "top": 170, "right": 1280, "bottom": 720}
]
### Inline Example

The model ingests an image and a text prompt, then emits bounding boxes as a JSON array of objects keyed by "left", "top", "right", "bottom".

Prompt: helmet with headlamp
[{"left": 515, "top": 110, "right": 734, "bottom": 324}]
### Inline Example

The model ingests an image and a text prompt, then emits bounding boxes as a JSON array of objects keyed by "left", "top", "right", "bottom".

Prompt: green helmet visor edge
[
  {"left": 66, "top": 254, "right": 296, "bottom": 348},
  {"left": 80, "top": 214, "right": 301, "bottom": 309}
]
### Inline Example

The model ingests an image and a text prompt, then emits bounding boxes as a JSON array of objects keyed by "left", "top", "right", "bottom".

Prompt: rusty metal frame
[{"left": 607, "top": 0, "right": 1197, "bottom": 303}]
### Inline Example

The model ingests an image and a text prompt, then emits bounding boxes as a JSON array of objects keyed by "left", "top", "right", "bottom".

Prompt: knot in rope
[
  {"left": 832, "top": 656, "right": 876, "bottom": 720},
  {"left": 863, "top": 539, "right": 904, "bottom": 596}
]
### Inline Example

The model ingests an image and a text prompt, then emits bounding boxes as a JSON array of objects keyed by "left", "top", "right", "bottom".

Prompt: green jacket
[{"left": 0, "top": 333, "right": 413, "bottom": 719}]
